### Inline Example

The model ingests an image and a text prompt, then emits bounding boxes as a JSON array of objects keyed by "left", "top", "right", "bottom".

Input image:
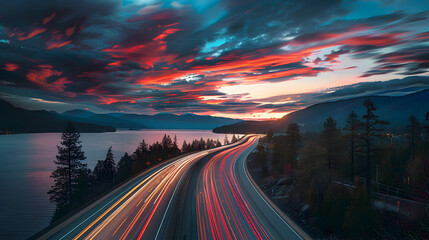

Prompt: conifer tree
[
  {"left": 48, "top": 122, "right": 87, "bottom": 220},
  {"left": 344, "top": 111, "right": 361, "bottom": 180},
  {"left": 182, "top": 140, "right": 189, "bottom": 153},
  {"left": 362, "top": 99, "right": 389, "bottom": 194},
  {"left": 285, "top": 122, "right": 301, "bottom": 174},
  {"left": 117, "top": 153, "right": 133, "bottom": 182},
  {"left": 93, "top": 146, "right": 116, "bottom": 192},
  {"left": 231, "top": 134, "right": 238, "bottom": 143},
  {"left": 407, "top": 115, "right": 422, "bottom": 162},
  {"left": 321, "top": 116, "right": 339, "bottom": 169},
  {"left": 216, "top": 138, "right": 222, "bottom": 147},
  {"left": 224, "top": 135, "right": 230, "bottom": 145}
]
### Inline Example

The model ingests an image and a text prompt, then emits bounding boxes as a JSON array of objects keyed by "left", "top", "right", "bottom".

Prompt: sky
[{"left": 0, "top": 0, "right": 428, "bottom": 120}]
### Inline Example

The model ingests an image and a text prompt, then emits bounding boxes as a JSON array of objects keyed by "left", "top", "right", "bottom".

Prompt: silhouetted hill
[
  {"left": 63, "top": 112, "right": 148, "bottom": 129},
  {"left": 213, "top": 89, "right": 429, "bottom": 133},
  {"left": 63, "top": 111, "right": 242, "bottom": 130},
  {"left": 62, "top": 109, "right": 96, "bottom": 118},
  {"left": 0, "top": 99, "right": 116, "bottom": 133}
]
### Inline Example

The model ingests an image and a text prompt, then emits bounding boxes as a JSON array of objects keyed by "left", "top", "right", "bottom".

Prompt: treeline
[
  {"left": 256, "top": 99, "right": 429, "bottom": 238},
  {"left": 48, "top": 123, "right": 239, "bottom": 222}
]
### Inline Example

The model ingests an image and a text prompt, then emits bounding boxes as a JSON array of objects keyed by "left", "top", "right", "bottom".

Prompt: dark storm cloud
[
  {"left": 0, "top": 0, "right": 428, "bottom": 116},
  {"left": 0, "top": 0, "right": 120, "bottom": 31},
  {"left": 360, "top": 46, "right": 429, "bottom": 77}
]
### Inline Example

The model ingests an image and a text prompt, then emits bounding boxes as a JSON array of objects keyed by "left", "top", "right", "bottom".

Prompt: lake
[{"left": 0, "top": 130, "right": 240, "bottom": 239}]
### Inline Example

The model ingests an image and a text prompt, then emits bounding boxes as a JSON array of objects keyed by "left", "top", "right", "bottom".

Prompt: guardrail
[{"left": 359, "top": 177, "right": 426, "bottom": 203}]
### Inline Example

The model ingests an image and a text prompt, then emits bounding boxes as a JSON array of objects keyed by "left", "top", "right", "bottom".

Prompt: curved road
[
  {"left": 38, "top": 136, "right": 309, "bottom": 240},
  {"left": 195, "top": 136, "right": 309, "bottom": 240}
]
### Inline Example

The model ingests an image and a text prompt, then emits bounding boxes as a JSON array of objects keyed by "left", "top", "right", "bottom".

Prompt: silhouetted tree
[
  {"left": 407, "top": 115, "right": 422, "bottom": 162},
  {"left": 206, "top": 138, "right": 215, "bottom": 148},
  {"left": 216, "top": 138, "right": 222, "bottom": 147},
  {"left": 285, "top": 122, "right": 301, "bottom": 174},
  {"left": 231, "top": 134, "right": 238, "bottom": 143},
  {"left": 93, "top": 147, "right": 116, "bottom": 193},
  {"left": 161, "top": 134, "right": 173, "bottom": 152},
  {"left": 224, "top": 135, "right": 230, "bottom": 145},
  {"left": 132, "top": 139, "right": 149, "bottom": 171},
  {"left": 266, "top": 129, "right": 274, "bottom": 143},
  {"left": 344, "top": 111, "right": 361, "bottom": 180},
  {"left": 48, "top": 122, "right": 87, "bottom": 221},
  {"left": 255, "top": 144, "right": 269, "bottom": 178},
  {"left": 117, "top": 153, "right": 133, "bottom": 183},
  {"left": 362, "top": 99, "right": 389, "bottom": 194},
  {"left": 181, "top": 140, "right": 189, "bottom": 153},
  {"left": 321, "top": 116, "right": 339, "bottom": 169}
]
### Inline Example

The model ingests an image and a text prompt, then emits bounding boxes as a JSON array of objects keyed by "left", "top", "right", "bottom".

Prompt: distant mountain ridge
[
  {"left": 0, "top": 99, "right": 116, "bottom": 133},
  {"left": 213, "top": 89, "right": 429, "bottom": 133},
  {"left": 0, "top": 98, "right": 244, "bottom": 133},
  {"left": 61, "top": 109, "right": 243, "bottom": 130}
]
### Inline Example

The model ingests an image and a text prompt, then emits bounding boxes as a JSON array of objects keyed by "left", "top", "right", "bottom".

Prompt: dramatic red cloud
[
  {"left": 151, "top": 12, "right": 175, "bottom": 20},
  {"left": 202, "top": 99, "right": 228, "bottom": 105},
  {"left": 163, "top": 22, "right": 179, "bottom": 28},
  {"left": 26, "top": 65, "right": 71, "bottom": 92},
  {"left": 291, "top": 33, "right": 346, "bottom": 45},
  {"left": 153, "top": 28, "right": 182, "bottom": 41},
  {"left": 46, "top": 40, "right": 72, "bottom": 50},
  {"left": 340, "top": 33, "right": 403, "bottom": 47},
  {"left": 3, "top": 63, "right": 19, "bottom": 71},
  {"left": 103, "top": 40, "right": 177, "bottom": 69},
  {"left": 18, "top": 28, "right": 47, "bottom": 40},
  {"left": 108, "top": 61, "right": 121, "bottom": 66},
  {"left": 65, "top": 26, "right": 76, "bottom": 37},
  {"left": 43, "top": 12, "right": 56, "bottom": 24}
]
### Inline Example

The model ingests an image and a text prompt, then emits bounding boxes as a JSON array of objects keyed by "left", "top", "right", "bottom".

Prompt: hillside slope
[{"left": 213, "top": 89, "right": 429, "bottom": 133}]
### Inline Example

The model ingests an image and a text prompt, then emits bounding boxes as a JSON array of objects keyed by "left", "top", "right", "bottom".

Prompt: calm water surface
[{"left": 0, "top": 130, "right": 239, "bottom": 239}]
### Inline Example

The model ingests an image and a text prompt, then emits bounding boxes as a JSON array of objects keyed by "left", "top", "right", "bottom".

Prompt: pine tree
[
  {"left": 266, "top": 129, "right": 274, "bottom": 143},
  {"left": 171, "top": 135, "right": 181, "bottom": 156},
  {"left": 48, "top": 122, "right": 87, "bottom": 220},
  {"left": 224, "top": 135, "right": 230, "bottom": 145},
  {"left": 161, "top": 134, "right": 173, "bottom": 150},
  {"left": 321, "top": 116, "right": 339, "bottom": 169},
  {"left": 407, "top": 115, "right": 422, "bottom": 162},
  {"left": 362, "top": 99, "right": 389, "bottom": 194},
  {"left": 117, "top": 153, "right": 133, "bottom": 182},
  {"left": 181, "top": 140, "right": 189, "bottom": 153},
  {"left": 93, "top": 146, "right": 116, "bottom": 192},
  {"left": 344, "top": 111, "right": 361, "bottom": 180},
  {"left": 216, "top": 138, "right": 222, "bottom": 147},
  {"left": 285, "top": 122, "right": 301, "bottom": 174},
  {"left": 231, "top": 134, "right": 238, "bottom": 143},
  {"left": 132, "top": 139, "right": 148, "bottom": 170}
]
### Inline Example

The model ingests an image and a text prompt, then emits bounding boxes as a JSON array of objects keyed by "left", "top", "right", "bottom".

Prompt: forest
[{"left": 252, "top": 99, "right": 428, "bottom": 239}]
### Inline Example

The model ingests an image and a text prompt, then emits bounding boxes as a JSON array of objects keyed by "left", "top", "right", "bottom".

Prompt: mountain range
[
  {"left": 213, "top": 89, "right": 429, "bottom": 134},
  {"left": 0, "top": 99, "right": 243, "bottom": 133},
  {"left": 0, "top": 99, "right": 115, "bottom": 133},
  {"left": 61, "top": 109, "right": 242, "bottom": 130}
]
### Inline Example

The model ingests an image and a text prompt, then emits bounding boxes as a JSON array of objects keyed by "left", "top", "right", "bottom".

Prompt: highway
[
  {"left": 38, "top": 136, "right": 309, "bottom": 240},
  {"left": 195, "top": 136, "right": 310, "bottom": 240}
]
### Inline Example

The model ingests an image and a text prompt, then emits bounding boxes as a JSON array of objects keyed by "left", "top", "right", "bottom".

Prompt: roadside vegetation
[
  {"left": 249, "top": 99, "right": 429, "bottom": 239},
  {"left": 47, "top": 124, "right": 240, "bottom": 222}
]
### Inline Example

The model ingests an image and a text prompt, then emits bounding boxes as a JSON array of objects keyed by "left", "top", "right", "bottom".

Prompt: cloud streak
[{"left": 0, "top": 0, "right": 428, "bottom": 118}]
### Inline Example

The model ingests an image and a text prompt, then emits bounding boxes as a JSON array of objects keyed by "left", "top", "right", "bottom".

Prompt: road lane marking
[
  {"left": 154, "top": 152, "right": 208, "bottom": 240},
  {"left": 136, "top": 198, "right": 144, "bottom": 207},
  {"left": 70, "top": 164, "right": 170, "bottom": 240},
  {"left": 112, "top": 217, "right": 127, "bottom": 236}
]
